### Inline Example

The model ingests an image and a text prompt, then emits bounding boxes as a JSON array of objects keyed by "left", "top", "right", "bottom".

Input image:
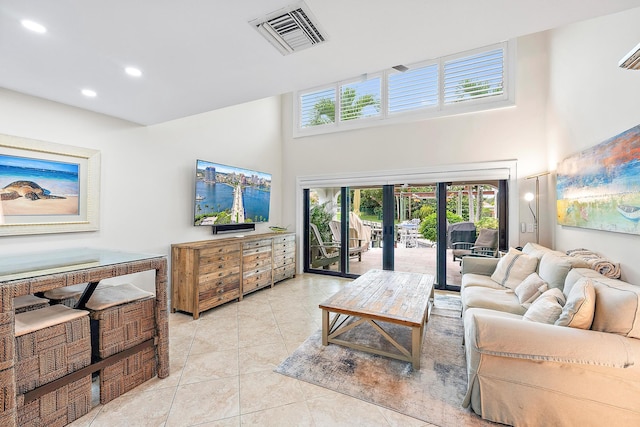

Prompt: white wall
[
  {"left": 546, "top": 7, "right": 640, "bottom": 283},
  {"left": 0, "top": 89, "right": 283, "bottom": 291},
  {"left": 281, "top": 32, "right": 551, "bottom": 247}
]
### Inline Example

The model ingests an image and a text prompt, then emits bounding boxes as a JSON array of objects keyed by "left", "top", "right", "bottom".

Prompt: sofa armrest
[
  {"left": 464, "top": 308, "right": 637, "bottom": 368},
  {"left": 461, "top": 257, "right": 500, "bottom": 276}
]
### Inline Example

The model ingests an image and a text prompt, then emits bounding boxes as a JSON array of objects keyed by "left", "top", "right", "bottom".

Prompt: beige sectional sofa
[{"left": 460, "top": 243, "right": 640, "bottom": 426}]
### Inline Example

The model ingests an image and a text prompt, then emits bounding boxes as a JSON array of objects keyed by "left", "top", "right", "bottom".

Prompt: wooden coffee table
[{"left": 319, "top": 269, "right": 434, "bottom": 369}]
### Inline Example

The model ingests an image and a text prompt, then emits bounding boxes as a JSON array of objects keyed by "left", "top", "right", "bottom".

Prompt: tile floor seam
[{"left": 235, "top": 306, "right": 242, "bottom": 423}]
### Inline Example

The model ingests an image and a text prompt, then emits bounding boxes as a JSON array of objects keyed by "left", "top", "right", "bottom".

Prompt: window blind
[
  {"left": 388, "top": 64, "right": 438, "bottom": 114},
  {"left": 300, "top": 88, "right": 336, "bottom": 128},
  {"left": 443, "top": 48, "right": 504, "bottom": 104},
  {"left": 339, "top": 77, "right": 381, "bottom": 122}
]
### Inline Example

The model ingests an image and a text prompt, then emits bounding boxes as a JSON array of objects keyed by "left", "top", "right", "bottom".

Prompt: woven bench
[
  {"left": 16, "top": 375, "right": 92, "bottom": 427},
  {"left": 85, "top": 283, "right": 157, "bottom": 404},
  {"left": 43, "top": 282, "right": 114, "bottom": 307},
  {"left": 14, "top": 305, "right": 92, "bottom": 425},
  {"left": 14, "top": 294, "right": 49, "bottom": 314}
]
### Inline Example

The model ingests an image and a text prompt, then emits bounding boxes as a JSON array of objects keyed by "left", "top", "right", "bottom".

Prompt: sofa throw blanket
[{"left": 566, "top": 248, "right": 621, "bottom": 279}]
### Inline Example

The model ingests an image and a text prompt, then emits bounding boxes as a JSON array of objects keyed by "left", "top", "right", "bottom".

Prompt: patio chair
[
  {"left": 329, "top": 220, "right": 363, "bottom": 262},
  {"left": 452, "top": 228, "right": 499, "bottom": 263},
  {"left": 309, "top": 223, "right": 340, "bottom": 269},
  {"left": 349, "top": 212, "right": 372, "bottom": 252}
]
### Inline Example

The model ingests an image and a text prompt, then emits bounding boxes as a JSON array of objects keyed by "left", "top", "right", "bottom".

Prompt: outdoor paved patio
[{"left": 321, "top": 247, "right": 463, "bottom": 287}]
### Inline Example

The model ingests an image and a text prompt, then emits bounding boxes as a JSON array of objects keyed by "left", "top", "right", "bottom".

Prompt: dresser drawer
[
  {"left": 199, "top": 279, "right": 239, "bottom": 299},
  {"left": 200, "top": 244, "right": 240, "bottom": 257},
  {"left": 273, "top": 253, "right": 295, "bottom": 268},
  {"left": 199, "top": 289, "right": 241, "bottom": 312},
  {"left": 243, "top": 271, "right": 272, "bottom": 293},
  {"left": 200, "top": 265, "right": 240, "bottom": 283},
  {"left": 199, "top": 253, "right": 240, "bottom": 275},
  {"left": 199, "top": 272, "right": 239, "bottom": 292},
  {"left": 243, "top": 239, "right": 272, "bottom": 250},
  {"left": 243, "top": 255, "right": 272, "bottom": 272},
  {"left": 273, "top": 265, "right": 295, "bottom": 282},
  {"left": 273, "top": 234, "right": 295, "bottom": 244}
]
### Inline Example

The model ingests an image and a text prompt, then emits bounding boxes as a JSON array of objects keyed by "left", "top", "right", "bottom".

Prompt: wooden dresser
[{"left": 171, "top": 232, "right": 296, "bottom": 319}]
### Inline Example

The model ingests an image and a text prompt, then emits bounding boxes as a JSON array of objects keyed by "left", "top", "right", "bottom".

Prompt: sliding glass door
[{"left": 303, "top": 179, "right": 508, "bottom": 288}]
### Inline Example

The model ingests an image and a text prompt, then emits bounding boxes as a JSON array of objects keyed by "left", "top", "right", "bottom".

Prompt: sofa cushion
[
  {"left": 461, "top": 273, "right": 505, "bottom": 292},
  {"left": 555, "top": 277, "right": 596, "bottom": 329},
  {"left": 523, "top": 288, "right": 565, "bottom": 324},
  {"left": 538, "top": 252, "right": 576, "bottom": 290},
  {"left": 515, "top": 273, "right": 548, "bottom": 304},
  {"left": 490, "top": 248, "right": 538, "bottom": 289},
  {"left": 565, "top": 268, "right": 640, "bottom": 338},
  {"left": 462, "top": 286, "right": 527, "bottom": 315},
  {"left": 521, "top": 242, "right": 554, "bottom": 260}
]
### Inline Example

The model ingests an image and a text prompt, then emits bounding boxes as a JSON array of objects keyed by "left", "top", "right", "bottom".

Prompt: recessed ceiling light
[
  {"left": 125, "top": 67, "right": 142, "bottom": 77},
  {"left": 81, "top": 89, "right": 97, "bottom": 98},
  {"left": 21, "top": 19, "right": 47, "bottom": 34}
]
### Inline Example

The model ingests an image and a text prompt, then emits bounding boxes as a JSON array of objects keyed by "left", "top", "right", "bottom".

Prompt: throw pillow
[
  {"left": 514, "top": 272, "right": 549, "bottom": 304},
  {"left": 555, "top": 278, "right": 596, "bottom": 329},
  {"left": 523, "top": 288, "right": 566, "bottom": 324},
  {"left": 491, "top": 247, "right": 539, "bottom": 289}
]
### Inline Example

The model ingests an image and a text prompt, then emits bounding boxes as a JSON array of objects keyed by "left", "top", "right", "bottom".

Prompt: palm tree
[
  {"left": 309, "top": 87, "right": 379, "bottom": 125},
  {"left": 456, "top": 79, "right": 501, "bottom": 101}
]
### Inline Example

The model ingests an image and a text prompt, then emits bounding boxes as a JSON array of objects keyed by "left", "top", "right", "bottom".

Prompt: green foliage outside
[
  {"left": 419, "top": 211, "right": 464, "bottom": 241},
  {"left": 456, "top": 79, "right": 502, "bottom": 101},
  {"left": 475, "top": 217, "right": 498, "bottom": 230},
  {"left": 309, "top": 87, "right": 380, "bottom": 126},
  {"left": 310, "top": 201, "right": 333, "bottom": 243}
]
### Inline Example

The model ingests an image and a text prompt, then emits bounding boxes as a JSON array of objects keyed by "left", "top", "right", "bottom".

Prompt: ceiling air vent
[
  {"left": 619, "top": 42, "right": 640, "bottom": 70},
  {"left": 250, "top": 1, "right": 327, "bottom": 55}
]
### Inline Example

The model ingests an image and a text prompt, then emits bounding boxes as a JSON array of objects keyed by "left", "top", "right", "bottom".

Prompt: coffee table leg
[
  {"left": 322, "top": 309, "right": 329, "bottom": 346},
  {"left": 412, "top": 325, "right": 422, "bottom": 370}
]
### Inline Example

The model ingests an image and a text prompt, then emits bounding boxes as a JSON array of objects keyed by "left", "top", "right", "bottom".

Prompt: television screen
[{"left": 194, "top": 160, "right": 271, "bottom": 226}]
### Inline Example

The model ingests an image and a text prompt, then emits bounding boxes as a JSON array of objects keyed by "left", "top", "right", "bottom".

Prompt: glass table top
[{"left": 0, "top": 248, "right": 164, "bottom": 283}]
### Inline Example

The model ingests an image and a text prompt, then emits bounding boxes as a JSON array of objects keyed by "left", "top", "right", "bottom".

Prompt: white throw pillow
[
  {"left": 514, "top": 273, "right": 549, "bottom": 304},
  {"left": 555, "top": 278, "right": 596, "bottom": 329},
  {"left": 523, "top": 288, "right": 566, "bottom": 324},
  {"left": 491, "top": 247, "right": 539, "bottom": 289}
]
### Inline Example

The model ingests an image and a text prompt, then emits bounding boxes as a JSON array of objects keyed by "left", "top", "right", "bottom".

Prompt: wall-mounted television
[{"left": 194, "top": 160, "right": 271, "bottom": 231}]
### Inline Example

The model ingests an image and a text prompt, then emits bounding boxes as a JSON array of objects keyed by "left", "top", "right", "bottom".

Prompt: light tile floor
[{"left": 70, "top": 274, "right": 440, "bottom": 427}]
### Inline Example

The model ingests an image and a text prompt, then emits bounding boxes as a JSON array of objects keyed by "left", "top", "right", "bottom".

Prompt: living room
[
  {"left": 1, "top": 5, "right": 639, "bottom": 285},
  {"left": 1, "top": 2, "right": 640, "bottom": 426}
]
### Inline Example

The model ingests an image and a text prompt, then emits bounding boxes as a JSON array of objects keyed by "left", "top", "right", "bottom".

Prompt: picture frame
[
  {"left": 556, "top": 123, "right": 640, "bottom": 235},
  {"left": 0, "top": 133, "right": 100, "bottom": 236}
]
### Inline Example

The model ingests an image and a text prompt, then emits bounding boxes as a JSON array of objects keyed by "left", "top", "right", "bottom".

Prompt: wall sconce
[{"left": 524, "top": 172, "right": 550, "bottom": 244}]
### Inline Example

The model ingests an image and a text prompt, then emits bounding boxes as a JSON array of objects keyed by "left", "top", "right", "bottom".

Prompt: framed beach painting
[
  {"left": 0, "top": 133, "right": 100, "bottom": 236},
  {"left": 556, "top": 123, "right": 640, "bottom": 235}
]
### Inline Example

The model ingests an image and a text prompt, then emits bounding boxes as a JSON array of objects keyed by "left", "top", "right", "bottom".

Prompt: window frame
[{"left": 293, "top": 41, "right": 515, "bottom": 138}]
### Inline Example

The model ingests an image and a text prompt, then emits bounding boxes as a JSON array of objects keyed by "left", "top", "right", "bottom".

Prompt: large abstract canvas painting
[{"left": 557, "top": 124, "right": 640, "bottom": 235}]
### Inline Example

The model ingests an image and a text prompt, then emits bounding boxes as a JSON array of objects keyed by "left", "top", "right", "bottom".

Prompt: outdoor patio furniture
[
  {"left": 447, "top": 221, "right": 477, "bottom": 249},
  {"left": 329, "top": 220, "right": 363, "bottom": 262},
  {"left": 309, "top": 223, "right": 340, "bottom": 269},
  {"left": 398, "top": 221, "right": 420, "bottom": 248},
  {"left": 349, "top": 212, "right": 372, "bottom": 252},
  {"left": 452, "top": 228, "right": 499, "bottom": 263}
]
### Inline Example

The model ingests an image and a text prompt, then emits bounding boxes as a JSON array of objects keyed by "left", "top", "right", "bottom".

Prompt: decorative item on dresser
[{"left": 171, "top": 232, "right": 296, "bottom": 319}]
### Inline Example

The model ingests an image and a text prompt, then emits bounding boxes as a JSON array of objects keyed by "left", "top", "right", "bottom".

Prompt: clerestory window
[{"left": 295, "top": 41, "right": 514, "bottom": 137}]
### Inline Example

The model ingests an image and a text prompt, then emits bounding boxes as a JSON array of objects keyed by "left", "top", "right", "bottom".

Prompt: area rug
[{"left": 275, "top": 295, "right": 495, "bottom": 426}]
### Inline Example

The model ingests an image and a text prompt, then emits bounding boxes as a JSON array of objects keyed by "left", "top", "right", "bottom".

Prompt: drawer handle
[{"left": 217, "top": 288, "right": 224, "bottom": 294}]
